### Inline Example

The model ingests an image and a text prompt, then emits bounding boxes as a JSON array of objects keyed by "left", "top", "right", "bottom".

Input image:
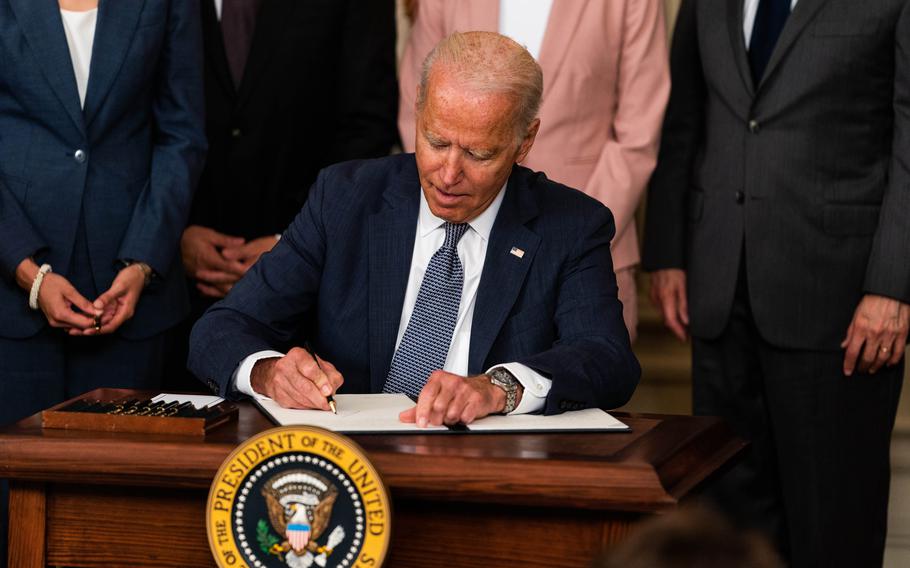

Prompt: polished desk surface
[{"left": 0, "top": 394, "right": 744, "bottom": 514}]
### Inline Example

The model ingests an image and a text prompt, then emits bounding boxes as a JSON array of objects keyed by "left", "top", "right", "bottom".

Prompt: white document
[
  {"left": 255, "top": 394, "right": 629, "bottom": 434},
  {"left": 466, "top": 408, "right": 629, "bottom": 432},
  {"left": 255, "top": 393, "right": 449, "bottom": 433}
]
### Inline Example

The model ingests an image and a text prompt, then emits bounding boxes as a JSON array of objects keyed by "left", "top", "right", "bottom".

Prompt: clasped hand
[
  {"left": 251, "top": 351, "right": 514, "bottom": 426},
  {"left": 181, "top": 225, "right": 278, "bottom": 298},
  {"left": 16, "top": 258, "right": 147, "bottom": 336}
]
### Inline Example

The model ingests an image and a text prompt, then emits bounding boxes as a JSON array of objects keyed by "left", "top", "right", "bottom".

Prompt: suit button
[
  {"left": 748, "top": 119, "right": 759, "bottom": 134},
  {"left": 73, "top": 149, "right": 86, "bottom": 163},
  {"left": 735, "top": 191, "right": 744, "bottom": 203},
  {"left": 231, "top": 128, "right": 242, "bottom": 138}
]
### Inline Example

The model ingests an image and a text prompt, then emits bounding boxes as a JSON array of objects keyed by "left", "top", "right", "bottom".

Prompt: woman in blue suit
[{"left": 0, "top": 0, "right": 206, "bottom": 427}]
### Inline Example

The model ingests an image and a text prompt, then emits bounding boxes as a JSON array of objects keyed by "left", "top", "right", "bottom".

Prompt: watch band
[{"left": 488, "top": 367, "right": 519, "bottom": 414}]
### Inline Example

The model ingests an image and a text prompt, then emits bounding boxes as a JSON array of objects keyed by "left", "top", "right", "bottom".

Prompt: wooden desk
[{"left": 0, "top": 397, "right": 743, "bottom": 567}]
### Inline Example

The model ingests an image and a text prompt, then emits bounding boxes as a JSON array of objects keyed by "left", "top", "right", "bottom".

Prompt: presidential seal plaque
[{"left": 207, "top": 426, "right": 391, "bottom": 568}]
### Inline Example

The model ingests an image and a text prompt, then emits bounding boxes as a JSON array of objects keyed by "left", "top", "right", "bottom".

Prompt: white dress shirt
[
  {"left": 499, "top": 0, "right": 554, "bottom": 61},
  {"left": 60, "top": 8, "right": 98, "bottom": 109},
  {"left": 743, "top": 0, "right": 800, "bottom": 47},
  {"left": 233, "top": 186, "right": 553, "bottom": 415}
]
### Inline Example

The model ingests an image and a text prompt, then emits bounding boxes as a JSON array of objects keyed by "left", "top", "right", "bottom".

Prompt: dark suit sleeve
[
  {"left": 0, "top": 179, "right": 46, "bottom": 278},
  {"left": 188, "top": 172, "right": 329, "bottom": 396},
  {"left": 326, "top": 0, "right": 399, "bottom": 161},
  {"left": 517, "top": 207, "right": 641, "bottom": 414},
  {"left": 863, "top": 2, "right": 910, "bottom": 303},
  {"left": 117, "top": 0, "right": 207, "bottom": 276},
  {"left": 641, "top": 0, "right": 705, "bottom": 271}
]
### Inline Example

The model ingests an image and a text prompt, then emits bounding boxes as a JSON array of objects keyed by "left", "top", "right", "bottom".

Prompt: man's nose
[{"left": 439, "top": 151, "right": 463, "bottom": 187}]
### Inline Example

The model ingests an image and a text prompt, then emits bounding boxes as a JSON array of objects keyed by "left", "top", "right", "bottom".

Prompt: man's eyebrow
[{"left": 424, "top": 130, "right": 446, "bottom": 144}]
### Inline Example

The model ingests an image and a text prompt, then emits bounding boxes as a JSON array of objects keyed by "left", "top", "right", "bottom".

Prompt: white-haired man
[{"left": 190, "top": 32, "right": 639, "bottom": 425}]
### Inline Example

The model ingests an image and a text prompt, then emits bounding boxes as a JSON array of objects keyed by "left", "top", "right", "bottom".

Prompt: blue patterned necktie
[
  {"left": 749, "top": 0, "right": 792, "bottom": 85},
  {"left": 383, "top": 222, "right": 470, "bottom": 397}
]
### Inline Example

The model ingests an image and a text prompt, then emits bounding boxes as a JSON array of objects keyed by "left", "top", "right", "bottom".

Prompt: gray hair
[{"left": 416, "top": 31, "right": 543, "bottom": 139}]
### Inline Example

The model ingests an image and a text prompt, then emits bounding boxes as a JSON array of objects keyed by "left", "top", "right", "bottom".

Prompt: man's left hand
[
  {"left": 841, "top": 294, "right": 910, "bottom": 376},
  {"left": 399, "top": 370, "right": 522, "bottom": 427}
]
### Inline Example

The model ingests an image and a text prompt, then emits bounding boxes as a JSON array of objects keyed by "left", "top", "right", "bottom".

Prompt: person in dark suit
[
  {"left": 643, "top": 0, "right": 910, "bottom": 565},
  {"left": 167, "top": 0, "right": 399, "bottom": 391},
  {"left": 189, "top": 31, "right": 639, "bottom": 425},
  {"left": 0, "top": 0, "right": 205, "bottom": 563},
  {"left": 0, "top": 0, "right": 205, "bottom": 421}
]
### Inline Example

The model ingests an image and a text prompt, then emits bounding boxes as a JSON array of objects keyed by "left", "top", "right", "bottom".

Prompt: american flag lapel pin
[{"left": 510, "top": 246, "right": 525, "bottom": 259}]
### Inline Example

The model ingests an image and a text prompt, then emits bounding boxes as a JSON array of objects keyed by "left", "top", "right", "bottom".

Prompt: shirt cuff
[
  {"left": 232, "top": 350, "right": 285, "bottom": 399},
  {"left": 485, "top": 362, "right": 552, "bottom": 415}
]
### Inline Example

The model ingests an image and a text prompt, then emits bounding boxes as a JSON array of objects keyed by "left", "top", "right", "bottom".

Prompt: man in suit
[
  {"left": 397, "top": 0, "right": 670, "bottom": 341},
  {"left": 167, "top": 0, "right": 399, "bottom": 391},
  {"left": 190, "top": 31, "right": 639, "bottom": 425},
  {"left": 643, "top": 0, "right": 910, "bottom": 565}
]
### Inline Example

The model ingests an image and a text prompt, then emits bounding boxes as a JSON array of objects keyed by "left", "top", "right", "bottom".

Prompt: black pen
[{"left": 304, "top": 341, "right": 336, "bottom": 414}]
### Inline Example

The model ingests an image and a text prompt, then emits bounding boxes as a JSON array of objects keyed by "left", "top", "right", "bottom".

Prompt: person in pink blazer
[{"left": 399, "top": 0, "right": 670, "bottom": 340}]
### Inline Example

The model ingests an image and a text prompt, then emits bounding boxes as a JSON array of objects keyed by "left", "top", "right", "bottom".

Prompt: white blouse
[
  {"left": 60, "top": 8, "right": 98, "bottom": 109},
  {"left": 499, "top": 0, "right": 554, "bottom": 61}
]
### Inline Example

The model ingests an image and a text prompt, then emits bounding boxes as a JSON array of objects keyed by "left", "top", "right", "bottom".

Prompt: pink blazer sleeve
[{"left": 584, "top": 0, "right": 669, "bottom": 255}]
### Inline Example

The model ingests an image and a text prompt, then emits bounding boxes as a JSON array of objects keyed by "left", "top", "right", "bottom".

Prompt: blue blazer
[
  {"left": 190, "top": 155, "right": 640, "bottom": 414},
  {"left": 0, "top": 0, "right": 206, "bottom": 339}
]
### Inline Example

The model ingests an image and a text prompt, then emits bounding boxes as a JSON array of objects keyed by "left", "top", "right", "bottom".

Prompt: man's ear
[{"left": 515, "top": 118, "right": 540, "bottom": 164}]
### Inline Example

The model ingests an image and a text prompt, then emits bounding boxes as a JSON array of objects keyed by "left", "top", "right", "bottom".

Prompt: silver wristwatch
[{"left": 488, "top": 367, "right": 519, "bottom": 414}]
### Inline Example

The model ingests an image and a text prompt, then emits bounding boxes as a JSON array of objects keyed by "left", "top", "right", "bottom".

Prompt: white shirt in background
[
  {"left": 60, "top": 8, "right": 98, "bottom": 109},
  {"left": 499, "top": 0, "right": 554, "bottom": 61}
]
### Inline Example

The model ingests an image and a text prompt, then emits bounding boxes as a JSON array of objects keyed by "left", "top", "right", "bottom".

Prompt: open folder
[{"left": 253, "top": 393, "right": 629, "bottom": 434}]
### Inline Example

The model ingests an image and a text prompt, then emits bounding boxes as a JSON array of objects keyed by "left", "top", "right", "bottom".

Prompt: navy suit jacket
[
  {"left": 0, "top": 0, "right": 206, "bottom": 339},
  {"left": 189, "top": 155, "right": 639, "bottom": 414}
]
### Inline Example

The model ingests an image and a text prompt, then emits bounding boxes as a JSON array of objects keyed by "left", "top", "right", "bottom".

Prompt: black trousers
[{"left": 693, "top": 272, "right": 903, "bottom": 567}]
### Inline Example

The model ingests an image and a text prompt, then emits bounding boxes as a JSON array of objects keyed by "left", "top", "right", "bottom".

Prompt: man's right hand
[
  {"left": 250, "top": 348, "right": 344, "bottom": 410},
  {"left": 649, "top": 269, "right": 689, "bottom": 341},
  {"left": 180, "top": 225, "right": 247, "bottom": 298}
]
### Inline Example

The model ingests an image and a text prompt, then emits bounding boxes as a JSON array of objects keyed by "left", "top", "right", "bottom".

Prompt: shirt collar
[{"left": 417, "top": 182, "right": 508, "bottom": 242}]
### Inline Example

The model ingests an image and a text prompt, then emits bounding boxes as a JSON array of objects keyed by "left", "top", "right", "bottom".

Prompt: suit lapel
[
  {"left": 367, "top": 162, "right": 420, "bottom": 392},
  {"left": 726, "top": 0, "right": 755, "bottom": 98},
  {"left": 9, "top": 0, "right": 85, "bottom": 136},
  {"left": 201, "top": 0, "right": 235, "bottom": 100},
  {"left": 758, "top": 0, "right": 827, "bottom": 91},
  {"left": 537, "top": 0, "right": 588, "bottom": 100},
  {"left": 468, "top": 169, "right": 540, "bottom": 374},
  {"left": 83, "top": 0, "right": 144, "bottom": 128},
  {"left": 235, "top": 0, "right": 295, "bottom": 109}
]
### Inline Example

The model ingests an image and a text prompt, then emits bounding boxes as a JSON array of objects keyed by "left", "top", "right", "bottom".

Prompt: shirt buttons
[{"left": 74, "top": 149, "right": 86, "bottom": 163}]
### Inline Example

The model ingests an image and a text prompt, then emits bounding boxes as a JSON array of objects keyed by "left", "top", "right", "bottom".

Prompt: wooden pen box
[{"left": 41, "top": 388, "right": 238, "bottom": 436}]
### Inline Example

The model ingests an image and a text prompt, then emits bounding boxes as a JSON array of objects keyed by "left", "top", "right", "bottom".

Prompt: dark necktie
[
  {"left": 749, "top": 0, "right": 792, "bottom": 85},
  {"left": 221, "top": 0, "right": 261, "bottom": 87},
  {"left": 383, "top": 222, "right": 470, "bottom": 398}
]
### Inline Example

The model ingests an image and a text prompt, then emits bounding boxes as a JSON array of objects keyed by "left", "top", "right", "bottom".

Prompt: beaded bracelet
[{"left": 28, "top": 263, "right": 53, "bottom": 310}]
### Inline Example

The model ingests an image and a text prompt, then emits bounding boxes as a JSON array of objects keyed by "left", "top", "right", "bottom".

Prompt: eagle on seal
[{"left": 262, "top": 470, "right": 339, "bottom": 555}]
